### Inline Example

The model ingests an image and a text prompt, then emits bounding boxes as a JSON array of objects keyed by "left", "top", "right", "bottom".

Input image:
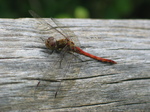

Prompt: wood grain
[{"left": 0, "top": 18, "right": 150, "bottom": 112}]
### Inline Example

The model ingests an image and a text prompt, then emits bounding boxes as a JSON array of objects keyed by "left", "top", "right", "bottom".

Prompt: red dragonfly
[{"left": 29, "top": 11, "right": 117, "bottom": 98}]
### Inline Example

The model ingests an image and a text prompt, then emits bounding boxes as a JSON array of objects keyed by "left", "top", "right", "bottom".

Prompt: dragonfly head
[{"left": 45, "top": 37, "right": 56, "bottom": 50}]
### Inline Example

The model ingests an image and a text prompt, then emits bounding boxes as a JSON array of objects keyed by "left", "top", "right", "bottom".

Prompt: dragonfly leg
[
  {"left": 40, "top": 37, "right": 45, "bottom": 42},
  {"left": 49, "top": 49, "right": 55, "bottom": 54},
  {"left": 36, "top": 81, "right": 40, "bottom": 87}
]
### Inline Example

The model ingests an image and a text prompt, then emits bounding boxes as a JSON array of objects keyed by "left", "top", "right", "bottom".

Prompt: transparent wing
[
  {"left": 29, "top": 11, "right": 82, "bottom": 99},
  {"left": 34, "top": 51, "right": 82, "bottom": 99},
  {"left": 29, "top": 10, "right": 65, "bottom": 42},
  {"left": 29, "top": 10, "right": 80, "bottom": 47},
  {"left": 51, "top": 18, "right": 81, "bottom": 47}
]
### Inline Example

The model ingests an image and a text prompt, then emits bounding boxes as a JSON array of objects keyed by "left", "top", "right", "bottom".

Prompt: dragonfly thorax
[{"left": 45, "top": 37, "right": 76, "bottom": 51}]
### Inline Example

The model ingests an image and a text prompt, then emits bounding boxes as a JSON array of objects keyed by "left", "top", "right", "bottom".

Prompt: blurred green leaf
[
  {"left": 0, "top": 0, "right": 149, "bottom": 19},
  {"left": 74, "top": 6, "right": 89, "bottom": 18}
]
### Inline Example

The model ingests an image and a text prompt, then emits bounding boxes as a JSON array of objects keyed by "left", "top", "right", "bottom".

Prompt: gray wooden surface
[{"left": 0, "top": 18, "right": 150, "bottom": 112}]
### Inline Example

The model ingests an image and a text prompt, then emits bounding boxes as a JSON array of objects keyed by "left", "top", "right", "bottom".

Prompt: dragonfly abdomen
[{"left": 74, "top": 47, "right": 117, "bottom": 64}]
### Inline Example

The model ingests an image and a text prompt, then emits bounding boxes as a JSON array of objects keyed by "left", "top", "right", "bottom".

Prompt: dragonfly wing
[
  {"left": 53, "top": 48, "right": 83, "bottom": 98},
  {"left": 34, "top": 47, "right": 82, "bottom": 99},
  {"left": 29, "top": 10, "right": 82, "bottom": 99},
  {"left": 33, "top": 53, "right": 62, "bottom": 99},
  {"left": 29, "top": 10, "right": 68, "bottom": 41},
  {"left": 51, "top": 18, "right": 81, "bottom": 47}
]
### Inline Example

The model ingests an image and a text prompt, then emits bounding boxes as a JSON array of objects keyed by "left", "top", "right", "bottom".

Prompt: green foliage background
[{"left": 0, "top": 0, "right": 150, "bottom": 19}]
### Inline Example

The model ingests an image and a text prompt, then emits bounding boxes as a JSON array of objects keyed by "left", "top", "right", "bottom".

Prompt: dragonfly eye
[
  {"left": 48, "top": 37, "right": 54, "bottom": 40},
  {"left": 45, "top": 37, "right": 56, "bottom": 49}
]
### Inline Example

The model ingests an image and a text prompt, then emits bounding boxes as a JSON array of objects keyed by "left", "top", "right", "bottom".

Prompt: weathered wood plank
[{"left": 0, "top": 18, "right": 150, "bottom": 112}]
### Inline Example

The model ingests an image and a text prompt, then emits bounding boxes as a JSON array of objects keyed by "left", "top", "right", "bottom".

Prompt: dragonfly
[{"left": 29, "top": 10, "right": 117, "bottom": 98}]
